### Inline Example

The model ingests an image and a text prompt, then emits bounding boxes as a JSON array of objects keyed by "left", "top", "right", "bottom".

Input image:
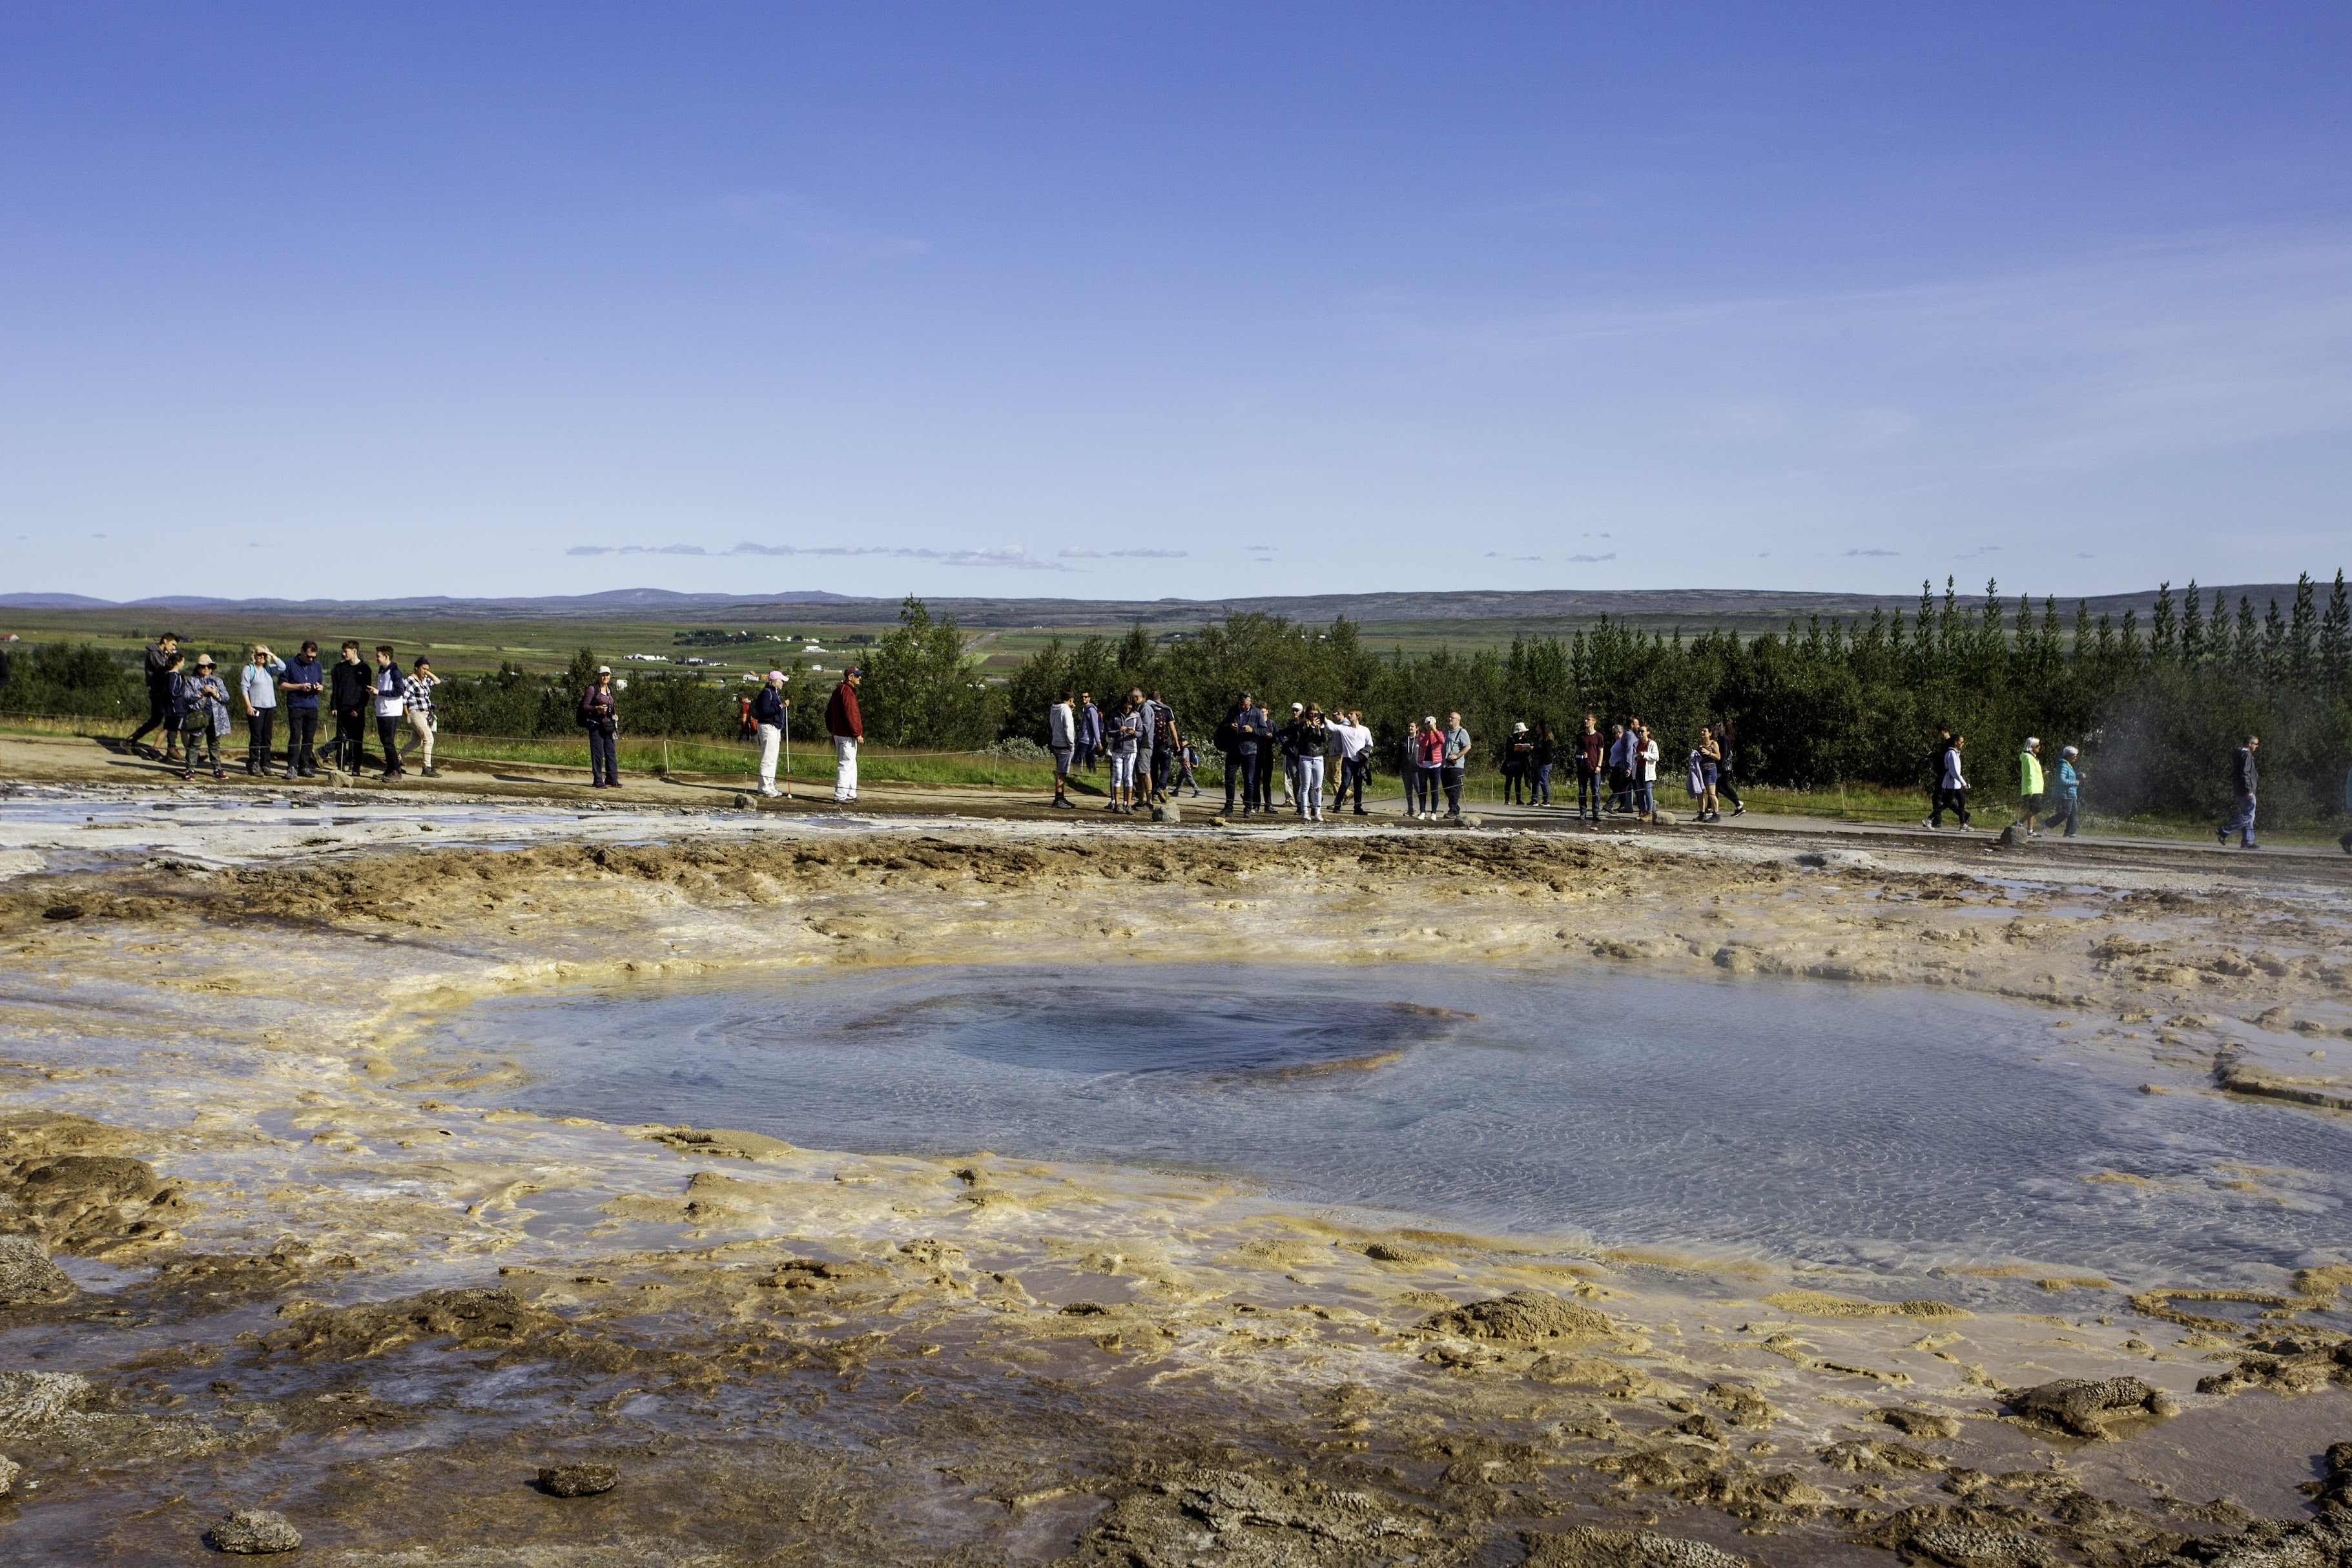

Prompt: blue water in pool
[{"left": 461, "top": 964, "right": 2351, "bottom": 1286}]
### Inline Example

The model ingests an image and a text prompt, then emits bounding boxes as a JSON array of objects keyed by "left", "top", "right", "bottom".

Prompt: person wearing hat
[
  {"left": 2014, "top": 736, "right": 2045, "bottom": 838},
  {"left": 579, "top": 665, "right": 620, "bottom": 788},
  {"left": 399, "top": 656, "right": 442, "bottom": 778},
  {"left": 754, "top": 669, "right": 790, "bottom": 797},
  {"left": 180, "top": 652, "right": 232, "bottom": 779},
  {"left": 1501, "top": 721, "right": 1533, "bottom": 805},
  {"left": 825, "top": 665, "right": 863, "bottom": 803},
  {"left": 371, "top": 645, "right": 408, "bottom": 780}
]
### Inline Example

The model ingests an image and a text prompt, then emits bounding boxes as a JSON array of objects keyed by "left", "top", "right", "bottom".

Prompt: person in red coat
[{"left": 825, "top": 667, "right": 864, "bottom": 803}]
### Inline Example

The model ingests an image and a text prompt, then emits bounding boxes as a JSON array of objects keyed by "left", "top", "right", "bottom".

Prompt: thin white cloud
[
  {"left": 721, "top": 192, "right": 929, "bottom": 261},
  {"left": 1109, "top": 548, "right": 1186, "bottom": 559},
  {"left": 1565, "top": 552, "right": 1615, "bottom": 563},
  {"left": 569, "top": 542, "right": 1072, "bottom": 571},
  {"left": 1846, "top": 548, "right": 1899, "bottom": 557},
  {"left": 1058, "top": 547, "right": 1103, "bottom": 559}
]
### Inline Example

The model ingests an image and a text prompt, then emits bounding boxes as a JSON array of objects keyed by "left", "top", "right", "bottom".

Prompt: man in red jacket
[{"left": 825, "top": 666, "right": 864, "bottom": 803}]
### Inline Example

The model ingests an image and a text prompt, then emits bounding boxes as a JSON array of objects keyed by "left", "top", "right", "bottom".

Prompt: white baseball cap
[{"left": 597, "top": 665, "right": 612, "bottom": 674}]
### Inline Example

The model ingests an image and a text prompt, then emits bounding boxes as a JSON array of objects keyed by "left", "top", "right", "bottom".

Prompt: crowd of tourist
[{"left": 81, "top": 631, "right": 2351, "bottom": 851}]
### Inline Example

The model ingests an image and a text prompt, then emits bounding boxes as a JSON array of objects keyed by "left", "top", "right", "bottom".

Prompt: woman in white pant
[
  {"left": 1292, "top": 705, "right": 1330, "bottom": 822},
  {"left": 1106, "top": 696, "right": 1142, "bottom": 814}
]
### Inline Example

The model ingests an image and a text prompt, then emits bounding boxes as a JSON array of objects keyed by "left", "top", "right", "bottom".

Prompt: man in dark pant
[
  {"left": 127, "top": 633, "right": 181, "bottom": 759},
  {"left": 278, "top": 640, "right": 325, "bottom": 777},
  {"left": 327, "top": 641, "right": 373, "bottom": 772}
]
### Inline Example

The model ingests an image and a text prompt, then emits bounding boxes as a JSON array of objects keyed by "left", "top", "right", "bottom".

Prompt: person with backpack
[
  {"left": 753, "top": 670, "right": 790, "bottom": 797},
  {"left": 1927, "top": 734, "right": 1970, "bottom": 829},
  {"left": 128, "top": 632, "right": 182, "bottom": 761},
  {"left": 1631, "top": 720, "right": 1658, "bottom": 822},
  {"left": 1176, "top": 734, "right": 1202, "bottom": 798},
  {"left": 180, "top": 653, "right": 232, "bottom": 779},
  {"left": 2217, "top": 735, "right": 2259, "bottom": 849},
  {"left": 825, "top": 666, "right": 862, "bottom": 803},
  {"left": 240, "top": 643, "right": 286, "bottom": 776},
  {"left": 2051, "top": 745, "right": 2083, "bottom": 838},
  {"left": 1500, "top": 723, "right": 1533, "bottom": 805},
  {"left": 328, "top": 641, "right": 375, "bottom": 773},
  {"left": 579, "top": 665, "right": 619, "bottom": 789},
  {"left": 278, "top": 640, "right": 325, "bottom": 778}
]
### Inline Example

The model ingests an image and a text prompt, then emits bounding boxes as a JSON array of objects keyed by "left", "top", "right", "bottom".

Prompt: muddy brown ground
[{"left": 0, "top": 807, "right": 2347, "bottom": 1565}]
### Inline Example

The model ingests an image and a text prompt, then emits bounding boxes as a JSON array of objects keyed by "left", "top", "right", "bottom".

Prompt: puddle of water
[{"left": 461, "top": 964, "right": 2352, "bottom": 1286}]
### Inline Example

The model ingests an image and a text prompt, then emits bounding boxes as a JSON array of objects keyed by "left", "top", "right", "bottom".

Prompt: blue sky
[{"left": 4, "top": 4, "right": 2347, "bottom": 603}]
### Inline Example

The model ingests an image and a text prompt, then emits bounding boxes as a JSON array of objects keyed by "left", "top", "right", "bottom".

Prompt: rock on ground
[
  {"left": 1422, "top": 1288, "right": 1610, "bottom": 1341},
  {"left": 539, "top": 1462, "right": 620, "bottom": 1496},
  {"left": 0, "top": 1236, "right": 73, "bottom": 1305},
  {"left": 1523, "top": 1526, "right": 1754, "bottom": 1568},
  {"left": 207, "top": 1509, "right": 302, "bottom": 1554}
]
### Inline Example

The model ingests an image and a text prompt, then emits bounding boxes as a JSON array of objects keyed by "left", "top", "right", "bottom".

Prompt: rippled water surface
[{"left": 464, "top": 964, "right": 2351, "bottom": 1283}]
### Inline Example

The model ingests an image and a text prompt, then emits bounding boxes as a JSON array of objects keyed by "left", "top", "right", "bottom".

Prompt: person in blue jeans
[
  {"left": 2048, "top": 745, "right": 2083, "bottom": 836},
  {"left": 2217, "top": 735, "right": 2259, "bottom": 849}
]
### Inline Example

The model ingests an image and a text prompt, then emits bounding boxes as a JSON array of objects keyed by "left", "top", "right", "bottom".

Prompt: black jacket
[
  {"left": 330, "top": 659, "right": 374, "bottom": 710},
  {"left": 2232, "top": 747, "right": 2258, "bottom": 796},
  {"left": 145, "top": 644, "right": 176, "bottom": 696}
]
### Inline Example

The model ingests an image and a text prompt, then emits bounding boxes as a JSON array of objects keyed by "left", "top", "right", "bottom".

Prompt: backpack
[
  {"left": 1213, "top": 717, "right": 1237, "bottom": 753},
  {"left": 576, "top": 689, "right": 598, "bottom": 729}
]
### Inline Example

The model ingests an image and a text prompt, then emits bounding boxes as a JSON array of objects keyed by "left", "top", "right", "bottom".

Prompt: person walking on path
[
  {"left": 129, "top": 632, "right": 182, "bottom": 761},
  {"left": 328, "top": 641, "right": 374, "bottom": 774},
  {"left": 2014, "top": 738, "right": 2045, "bottom": 838},
  {"left": 369, "top": 645, "right": 408, "bottom": 781},
  {"left": 1177, "top": 735, "right": 1202, "bottom": 798},
  {"left": 1105, "top": 692, "right": 1142, "bottom": 814},
  {"left": 1047, "top": 689, "right": 1077, "bottom": 809},
  {"left": 1501, "top": 723, "right": 1534, "bottom": 805},
  {"left": 400, "top": 657, "right": 442, "bottom": 777},
  {"left": 1693, "top": 725, "right": 1722, "bottom": 821},
  {"left": 2050, "top": 745, "right": 2083, "bottom": 838},
  {"left": 1075, "top": 692, "right": 1102, "bottom": 775},
  {"left": 180, "top": 654, "right": 232, "bottom": 779},
  {"left": 239, "top": 644, "right": 286, "bottom": 776},
  {"left": 1440, "top": 712, "right": 1472, "bottom": 820},
  {"left": 825, "top": 666, "right": 863, "bottom": 803},
  {"left": 753, "top": 670, "right": 790, "bottom": 797},
  {"left": 2218, "top": 735, "right": 2260, "bottom": 849},
  {"left": 578, "top": 665, "right": 619, "bottom": 789},
  {"left": 1922, "top": 726, "right": 1953, "bottom": 825},
  {"left": 1928, "top": 734, "right": 1970, "bottom": 829},
  {"left": 1715, "top": 717, "right": 1746, "bottom": 817},
  {"left": 278, "top": 641, "right": 324, "bottom": 777}
]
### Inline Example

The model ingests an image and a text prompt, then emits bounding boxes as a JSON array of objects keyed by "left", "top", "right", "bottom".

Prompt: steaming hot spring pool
[{"left": 461, "top": 963, "right": 2351, "bottom": 1288}]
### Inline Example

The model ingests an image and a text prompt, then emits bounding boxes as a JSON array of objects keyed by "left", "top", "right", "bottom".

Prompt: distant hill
[{"left": 0, "top": 583, "right": 2320, "bottom": 629}]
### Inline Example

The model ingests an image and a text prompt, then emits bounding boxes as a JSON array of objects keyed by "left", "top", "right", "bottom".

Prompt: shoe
[
  {"left": 422, "top": 767, "right": 438, "bottom": 778},
  {"left": 1731, "top": 805, "right": 1744, "bottom": 816},
  {"left": 1922, "top": 819, "right": 1935, "bottom": 829},
  {"left": 213, "top": 769, "right": 228, "bottom": 779},
  {"left": 2216, "top": 827, "right": 2229, "bottom": 845},
  {"left": 2242, "top": 842, "right": 2259, "bottom": 850}
]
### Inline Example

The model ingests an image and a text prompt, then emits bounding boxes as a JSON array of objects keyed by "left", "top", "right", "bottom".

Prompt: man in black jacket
[
  {"left": 2218, "top": 735, "right": 2260, "bottom": 849},
  {"left": 327, "top": 641, "right": 375, "bottom": 773},
  {"left": 127, "top": 632, "right": 181, "bottom": 760}
]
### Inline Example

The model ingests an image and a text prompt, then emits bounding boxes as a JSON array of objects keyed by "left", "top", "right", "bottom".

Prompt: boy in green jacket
[{"left": 2014, "top": 738, "right": 2045, "bottom": 838}]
